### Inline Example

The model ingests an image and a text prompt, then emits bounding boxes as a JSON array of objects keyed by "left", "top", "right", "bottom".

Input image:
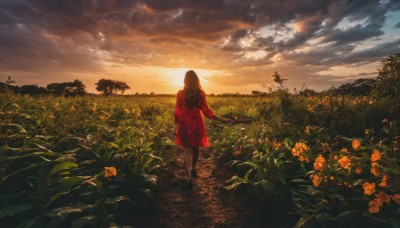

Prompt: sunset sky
[{"left": 1, "top": 0, "right": 399, "bottom": 94}]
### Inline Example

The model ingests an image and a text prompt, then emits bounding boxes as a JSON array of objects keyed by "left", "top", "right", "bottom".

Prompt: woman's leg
[
  {"left": 192, "top": 147, "right": 199, "bottom": 170},
  {"left": 183, "top": 147, "right": 193, "bottom": 180}
]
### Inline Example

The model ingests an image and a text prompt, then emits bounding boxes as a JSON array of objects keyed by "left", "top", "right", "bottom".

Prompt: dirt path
[{"left": 138, "top": 149, "right": 253, "bottom": 228}]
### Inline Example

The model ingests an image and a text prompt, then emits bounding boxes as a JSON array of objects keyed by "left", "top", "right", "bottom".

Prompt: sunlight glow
[{"left": 162, "top": 68, "right": 217, "bottom": 89}]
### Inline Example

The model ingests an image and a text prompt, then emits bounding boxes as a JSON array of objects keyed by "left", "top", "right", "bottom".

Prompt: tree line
[
  {"left": 1, "top": 53, "right": 399, "bottom": 99},
  {"left": 0, "top": 78, "right": 130, "bottom": 97},
  {"left": 251, "top": 53, "right": 400, "bottom": 101}
]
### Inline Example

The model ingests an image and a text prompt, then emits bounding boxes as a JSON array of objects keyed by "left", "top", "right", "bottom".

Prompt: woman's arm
[{"left": 212, "top": 115, "right": 232, "bottom": 123}]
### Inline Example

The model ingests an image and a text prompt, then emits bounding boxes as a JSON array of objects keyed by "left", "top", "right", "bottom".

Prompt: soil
[{"left": 133, "top": 148, "right": 259, "bottom": 228}]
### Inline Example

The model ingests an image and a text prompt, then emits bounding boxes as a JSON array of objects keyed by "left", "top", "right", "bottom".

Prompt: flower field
[{"left": 1, "top": 91, "right": 399, "bottom": 227}]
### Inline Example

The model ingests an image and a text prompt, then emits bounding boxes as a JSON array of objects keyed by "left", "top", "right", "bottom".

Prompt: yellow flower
[
  {"left": 368, "top": 198, "right": 381, "bottom": 214},
  {"left": 313, "top": 155, "right": 326, "bottom": 171},
  {"left": 352, "top": 140, "right": 361, "bottom": 150},
  {"left": 370, "top": 149, "right": 381, "bottom": 162},
  {"left": 338, "top": 156, "right": 351, "bottom": 169},
  {"left": 104, "top": 167, "right": 117, "bottom": 177},
  {"left": 355, "top": 166, "right": 362, "bottom": 174},
  {"left": 378, "top": 175, "right": 387, "bottom": 188},
  {"left": 311, "top": 174, "right": 322, "bottom": 187},
  {"left": 371, "top": 162, "right": 381, "bottom": 177},
  {"left": 363, "top": 182, "right": 376, "bottom": 195}
]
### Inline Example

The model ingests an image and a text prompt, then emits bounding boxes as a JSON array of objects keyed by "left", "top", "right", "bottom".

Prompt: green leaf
[
  {"left": 6, "top": 151, "right": 55, "bottom": 160},
  {"left": 71, "top": 216, "right": 96, "bottom": 228},
  {"left": 283, "top": 138, "right": 294, "bottom": 150},
  {"left": 47, "top": 206, "right": 83, "bottom": 217},
  {"left": 316, "top": 212, "right": 332, "bottom": 223},
  {"left": 391, "top": 218, "right": 400, "bottom": 228},
  {"left": 0, "top": 204, "right": 36, "bottom": 219},
  {"left": 50, "top": 162, "right": 78, "bottom": 176},
  {"left": 56, "top": 176, "right": 82, "bottom": 192},
  {"left": 331, "top": 211, "right": 361, "bottom": 225},
  {"left": 3, "top": 163, "right": 40, "bottom": 182}
]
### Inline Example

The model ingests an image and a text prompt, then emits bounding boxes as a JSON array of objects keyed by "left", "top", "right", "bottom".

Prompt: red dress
[{"left": 174, "top": 90, "right": 214, "bottom": 147}]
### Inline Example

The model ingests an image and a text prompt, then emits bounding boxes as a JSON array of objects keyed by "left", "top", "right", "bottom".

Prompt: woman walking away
[{"left": 174, "top": 70, "right": 230, "bottom": 189}]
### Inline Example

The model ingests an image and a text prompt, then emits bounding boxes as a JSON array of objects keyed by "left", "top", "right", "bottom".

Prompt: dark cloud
[{"left": 0, "top": 0, "right": 399, "bottom": 91}]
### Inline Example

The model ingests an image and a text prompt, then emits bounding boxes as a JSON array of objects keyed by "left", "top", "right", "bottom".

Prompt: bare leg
[
  {"left": 192, "top": 147, "right": 199, "bottom": 170},
  {"left": 183, "top": 147, "right": 193, "bottom": 180}
]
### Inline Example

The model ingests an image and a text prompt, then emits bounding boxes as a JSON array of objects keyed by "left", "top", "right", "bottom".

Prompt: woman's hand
[{"left": 174, "top": 124, "right": 178, "bottom": 136}]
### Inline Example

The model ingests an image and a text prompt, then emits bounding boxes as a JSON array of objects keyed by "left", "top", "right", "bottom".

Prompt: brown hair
[{"left": 183, "top": 70, "right": 203, "bottom": 108}]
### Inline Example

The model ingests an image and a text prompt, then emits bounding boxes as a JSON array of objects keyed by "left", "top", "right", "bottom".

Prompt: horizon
[{"left": 1, "top": 0, "right": 399, "bottom": 94}]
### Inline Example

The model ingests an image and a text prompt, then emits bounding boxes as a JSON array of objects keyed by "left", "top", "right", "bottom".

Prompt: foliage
[
  {"left": 211, "top": 92, "right": 400, "bottom": 227},
  {"left": 95, "top": 79, "right": 130, "bottom": 95},
  {"left": 0, "top": 95, "right": 173, "bottom": 227},
  {"left": 335, "top": 78, "right": 377, "bottom": 96},
  {"left": 376, "top": 53, "right": 400, "bottom": 101},
  {"left": 47, "top": 79, "right": 86, "bottom": 97}
]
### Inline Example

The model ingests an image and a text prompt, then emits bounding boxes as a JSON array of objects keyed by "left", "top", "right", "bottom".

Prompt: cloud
[{"left": 0, "top": 0, "right": 399, "bottom": 92}]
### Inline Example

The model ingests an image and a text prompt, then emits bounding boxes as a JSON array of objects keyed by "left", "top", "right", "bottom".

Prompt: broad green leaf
[
  {"left": 50, "top": 162, "right": 78, "bottom": 176},
  {"left": 0, "top": 204, "right": 36, "bottom": 219}
]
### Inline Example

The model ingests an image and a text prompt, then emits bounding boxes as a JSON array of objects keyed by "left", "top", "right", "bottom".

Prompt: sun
[{"left": 164, "top": 68, "right": 212, "bottom": 89}]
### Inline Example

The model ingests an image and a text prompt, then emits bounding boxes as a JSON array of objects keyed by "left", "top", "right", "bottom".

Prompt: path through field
[{"left": 137, "top": 149, "right": 256, "bottom": 228}]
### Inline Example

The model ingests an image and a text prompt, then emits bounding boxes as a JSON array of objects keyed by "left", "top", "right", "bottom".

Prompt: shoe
[
  {"left": 186, "top": 180, "right": 193, "bottom": 190},
  {"left": 191, "top": 169, "right": 198, "bottom": 178}
]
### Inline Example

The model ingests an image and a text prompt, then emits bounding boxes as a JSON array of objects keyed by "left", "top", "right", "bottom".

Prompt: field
[{"left": 1, "top": 92, "right": 399, "bottom": 227}]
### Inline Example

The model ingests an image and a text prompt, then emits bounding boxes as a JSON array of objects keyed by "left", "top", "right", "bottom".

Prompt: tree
[
  {"left": 47, "top": 79, "right": 86, "bottom": 97},
  {"left": 376, "top": 53, "right": 400, "bottom": 101},
  {"left": 20, "top": 85, "right": 48, "bottom": 95},
  {"left": 336, "top": 78, "right": 376, "bottom": 96},
  {"left": 95, "top": 79, "right": 130, "bottom": 95}
]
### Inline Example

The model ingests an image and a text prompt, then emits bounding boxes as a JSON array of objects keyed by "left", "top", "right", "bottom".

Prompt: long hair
[{"left": 183, "top": 70, "right": 203, "bottom": 108}]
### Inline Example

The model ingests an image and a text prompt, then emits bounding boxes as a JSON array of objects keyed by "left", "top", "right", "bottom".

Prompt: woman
[{"left": 174, "top": 70, "right": 230, "bottom": 189}]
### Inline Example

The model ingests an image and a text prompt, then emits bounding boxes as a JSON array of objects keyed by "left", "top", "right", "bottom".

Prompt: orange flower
[
  {"left": 371, "top": 162, "right": 381, "bottom": 177},
  {"left": 370, "top": 149, "right": 381, "bottom": 162},
  {"left": 363, "top": 182, "right": 376, "bottom": 195},
  {"left": 352, "top": 140, "right": 361, "bottom": 150},
  {"left": 321, "top": 143, "right": 331, "bottom": 152},
  {"left": 272, "top": 140, "right": 282, "bottom": 150},
  {"left": 311, "top": 174, "right": 322, "bottom": 187},
  {"left": 355, "top": 166, "right": 362, "bottom": 174},
  {"left": 391, "top": 194, "right": 400, "bottom": 204},
  {"left": 313, "top": 155, "right": 326, "bottom": 171},
  {"left": 340, "top": 148, "right": 348, "bottom": 154},
  {"left": 292, "top": 142, "right": 308, "bottom": 161},
  {"left": 376, "top": 192, "right": 390, "bottom": 204},
  {"left": 368, "top": 198, "right": 381, "bottom": 214},
  {"left": 104, "top": 167, "right": 117, "bottom": 177},
  {"left": 233, "top": 150, "right": 241, "bottom": 156},
  {"left": 378, "top": 175, "right": 388, "bottom": 188},
  {"left": 333, "top": 155, "right": 338, "bottom": 160},
  {"left": 338, "top": 156, "right": 351, "bottom": 169}
]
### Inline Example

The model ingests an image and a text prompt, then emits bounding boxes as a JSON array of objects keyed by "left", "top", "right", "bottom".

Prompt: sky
[{"left": 0, "top": 0, "right": 399, "bottom": 94}]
